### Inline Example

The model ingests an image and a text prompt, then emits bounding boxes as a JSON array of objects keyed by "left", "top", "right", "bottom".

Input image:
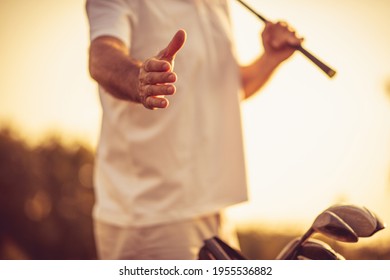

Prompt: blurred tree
[
  {"left": 386, "top": 77, "right": 390, "bottom": 193},
  {"left": 0, "top": 126, "right": 96, "bottom": 259}
]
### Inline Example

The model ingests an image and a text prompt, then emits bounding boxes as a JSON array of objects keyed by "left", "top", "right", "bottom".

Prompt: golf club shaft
[
  {"left": 236, "top": 0, "right": 336, "bottom": 78},
  {"left": 283, "top": 228, "right": 314, "bottom": 259}
]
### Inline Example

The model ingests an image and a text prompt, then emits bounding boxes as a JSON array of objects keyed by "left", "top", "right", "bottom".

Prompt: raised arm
[{"left": 240, "top": 21, "right": 303, "bottom": 99}]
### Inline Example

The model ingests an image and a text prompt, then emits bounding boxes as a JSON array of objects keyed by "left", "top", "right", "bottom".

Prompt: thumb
[{"left": 157, "top": 29, "right": 187, "bottom": 61}]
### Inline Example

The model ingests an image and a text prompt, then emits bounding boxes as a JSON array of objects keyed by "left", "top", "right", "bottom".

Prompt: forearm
[
  {"left": 88, "top": 36, "right": 142, "bottom": 103},
  {"left": 240, "top": 21, "right": 302, "bottom": 100},
  {"left": 240, "top": 53, "right": 281, "bottom": 99}
]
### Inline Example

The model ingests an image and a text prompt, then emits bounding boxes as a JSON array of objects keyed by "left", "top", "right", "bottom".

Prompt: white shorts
[{"left": 94, "top": 213, "right": 239, "bottom": 260}]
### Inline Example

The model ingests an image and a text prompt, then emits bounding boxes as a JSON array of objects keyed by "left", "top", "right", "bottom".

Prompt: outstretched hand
[{"left": 138, "top": 29, "right": 187, "bottom": 110}]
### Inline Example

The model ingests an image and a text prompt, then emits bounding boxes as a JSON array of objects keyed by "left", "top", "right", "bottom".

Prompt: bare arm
[
  {"left": 240, "top": 21, "right": 303, "bottom": 99},
  {"left": 89, "top": 36, "right": 142, "bottom": 102},
  {"left": 88, "top": 30, "right": 186, "bottom": 109}
]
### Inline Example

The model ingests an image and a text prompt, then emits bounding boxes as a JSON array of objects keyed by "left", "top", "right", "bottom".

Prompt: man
[{"left": 86, "top": 0, "right": 302, "bottom": 260}]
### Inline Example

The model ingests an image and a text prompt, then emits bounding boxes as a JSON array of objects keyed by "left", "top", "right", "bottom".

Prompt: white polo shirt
[{"left": 86, "top": 0, "right": 248, "bottom": 227}]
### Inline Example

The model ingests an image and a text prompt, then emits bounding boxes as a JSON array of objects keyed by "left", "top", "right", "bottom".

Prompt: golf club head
[
  {"left": 296, "top": 238, "right": 345, "bottom": 260},
  {"left": 326, "top": 204, "right": 385, "bottom": 237},
  {"left": 312, "top": 211, "right": 359, "bottom": 242},
  {"left": 276, "top": 237, "right": 345, "bottom": 260}
]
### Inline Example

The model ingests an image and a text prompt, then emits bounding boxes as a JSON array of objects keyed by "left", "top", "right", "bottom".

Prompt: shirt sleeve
[{"left": 85, "top": 0, "right": 133, "bottom": 47}]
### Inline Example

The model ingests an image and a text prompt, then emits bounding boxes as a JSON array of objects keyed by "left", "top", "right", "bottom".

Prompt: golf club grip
[{"left": 296, "top": 45, "right": 336, "bottom": 78}]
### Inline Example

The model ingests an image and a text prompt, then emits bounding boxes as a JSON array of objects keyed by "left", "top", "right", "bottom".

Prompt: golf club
[
  {"left": 199, "top": 204, "right": 385, "bottom": 260},
  {"left": 277, "top": 237, "right": 344, "bottom": 260},
  {"left": 280, "top": 204, "right": 385, "bottom": 259},
  {"left": 236, "top": 0, "right": 337, "bottom": 78},
  {"left": 297, "top": 239, "right": 345, "bottom": 260},
  {"left": 326, "top": 204, "right": 385, "bottom": 237},
  {"left": 310, "top": 210, "right": 359, "bottom": 242}
]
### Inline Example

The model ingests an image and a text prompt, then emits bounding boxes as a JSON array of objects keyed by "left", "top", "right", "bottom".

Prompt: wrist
[
  {"left": 117, "top": 59, "right": 142, "bottom": 103},
  {"left": 129, "top": 63, "right": 143, "bottom": 103},
  {"left": 261, "top": 52, "right": 285, "bottom": 70}
]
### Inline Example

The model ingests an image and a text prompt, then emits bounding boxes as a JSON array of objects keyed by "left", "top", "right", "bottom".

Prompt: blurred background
[{"left": 1, "top": 0, "right": 389, "bottom": 259}]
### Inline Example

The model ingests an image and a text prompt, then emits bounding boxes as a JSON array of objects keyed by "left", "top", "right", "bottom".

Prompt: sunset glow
[{"left": 1, "top": 0, "right": 390, "bottom": 236}]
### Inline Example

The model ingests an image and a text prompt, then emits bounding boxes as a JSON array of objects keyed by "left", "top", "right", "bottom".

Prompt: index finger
[{"left": 143, "top": 58, "right": 171, "bottom": 72}]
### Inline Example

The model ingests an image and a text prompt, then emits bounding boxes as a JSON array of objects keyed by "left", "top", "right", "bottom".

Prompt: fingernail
[
  {"left": 162, "top": 63, "right": 170, "bottom": 71},
  {"left": 169, "top": 73, "right": 176, "bottom": 81},
  {"left": 161, "top": 99, "right": 167, "bottom": 107},
  {"left": 167, "top": 86, "right": 174, "bottom": 94}
]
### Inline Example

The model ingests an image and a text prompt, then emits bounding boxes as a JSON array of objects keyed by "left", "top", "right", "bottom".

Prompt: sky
[{"left": 1, "top": 0, "right": 390, "bottom": 236}]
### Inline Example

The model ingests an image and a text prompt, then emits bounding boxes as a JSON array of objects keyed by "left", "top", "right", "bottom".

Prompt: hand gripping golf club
[
  {"left": 236, "top": 0, "right": 337, "bottom": 78},
  {"left": 279, "top": 204, "right": 385, "bottom": 260}
]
